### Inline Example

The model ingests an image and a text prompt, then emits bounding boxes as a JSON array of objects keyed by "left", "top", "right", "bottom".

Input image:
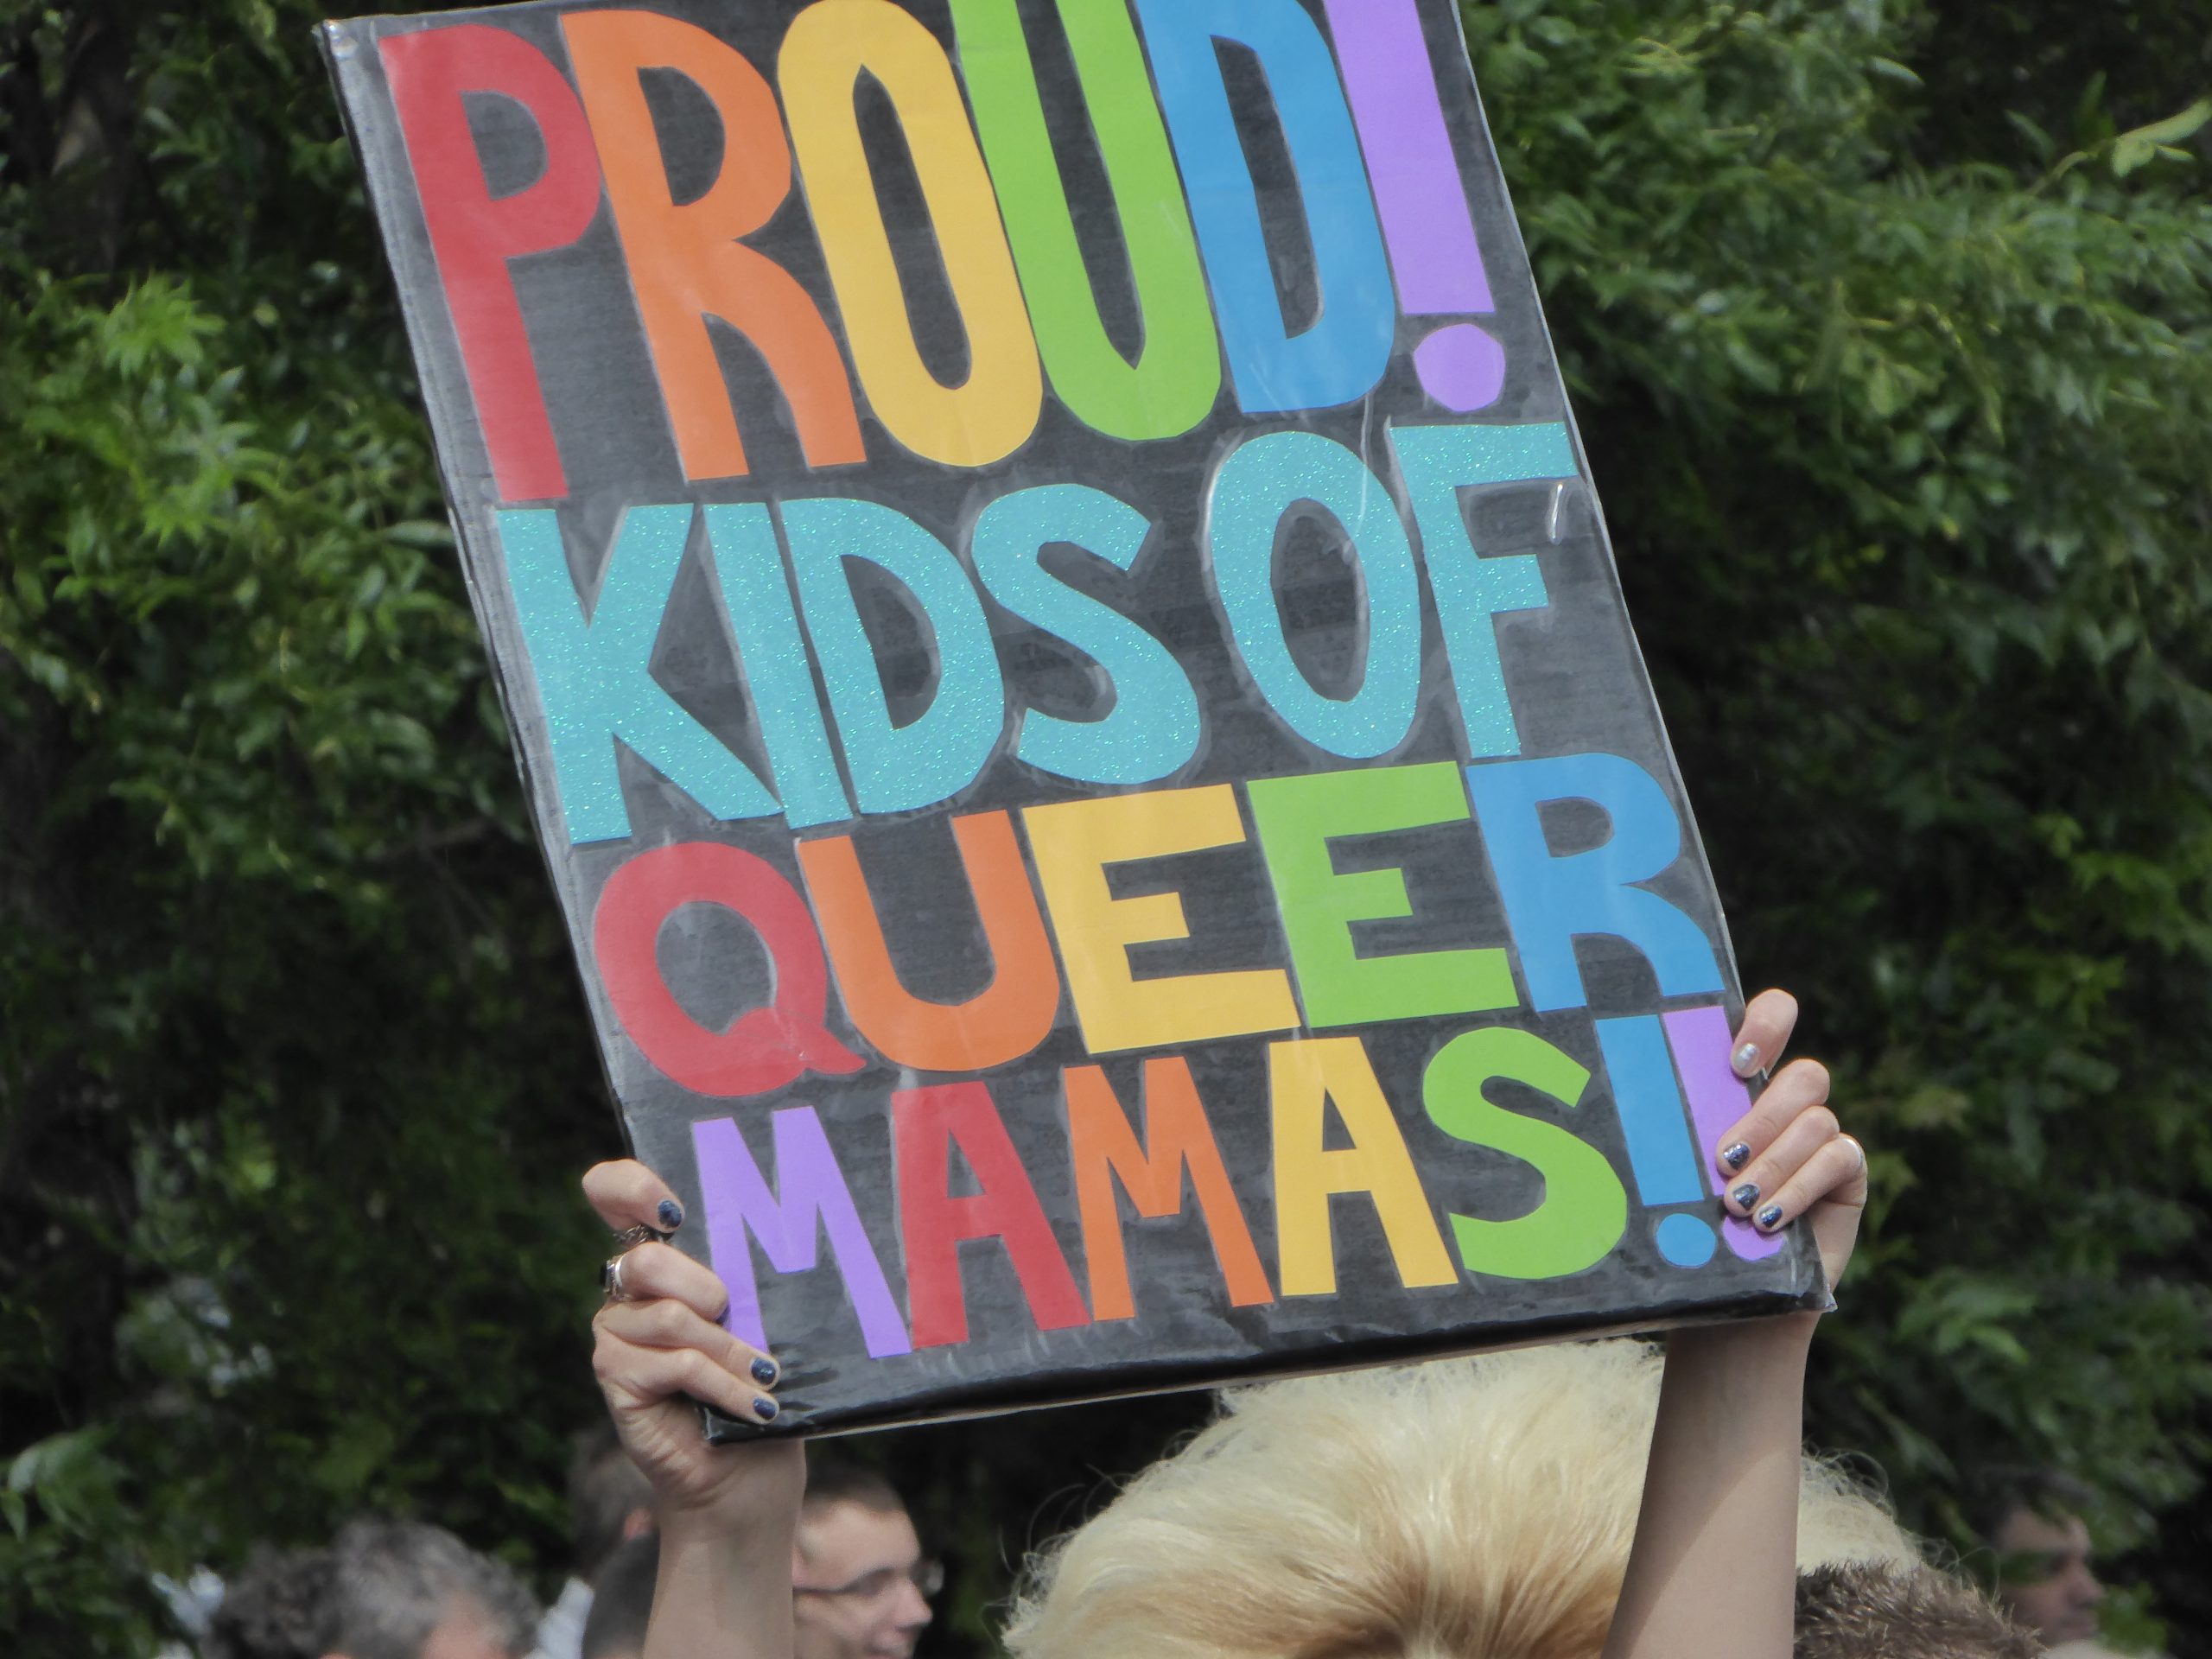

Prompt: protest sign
[{"left": 322, "top": 0, "right": 1824, "bottom": 1435}]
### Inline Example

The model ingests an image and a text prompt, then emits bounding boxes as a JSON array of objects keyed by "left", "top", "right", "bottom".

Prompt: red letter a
[{"left": 895, "top": 1082, "right": 1089, "bottom": 1347}]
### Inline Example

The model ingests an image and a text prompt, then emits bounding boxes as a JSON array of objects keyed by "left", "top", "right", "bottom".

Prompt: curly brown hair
[{"left": 1795, "top": 1563, "right": 2041, "bottom": 1659}]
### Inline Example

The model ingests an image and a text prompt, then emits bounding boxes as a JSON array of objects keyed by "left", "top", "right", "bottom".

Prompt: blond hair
[{"left": 1005, "top": 1340, "right": 1921, "bottom": 1659}]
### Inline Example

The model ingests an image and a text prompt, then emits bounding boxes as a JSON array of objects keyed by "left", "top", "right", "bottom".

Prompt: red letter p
[{"left": 380, "top": 25, "right": 602, "bottom": 503}]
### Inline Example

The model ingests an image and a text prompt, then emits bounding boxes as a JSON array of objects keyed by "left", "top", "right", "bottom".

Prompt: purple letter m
[{"left": 690, "top": 1108, "right": 912, "bottom": 1358}]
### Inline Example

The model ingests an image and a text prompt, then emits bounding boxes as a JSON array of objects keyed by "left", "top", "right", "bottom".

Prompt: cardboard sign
[{"left": 323, "top": 0, "right": 1822, "bottom": 1436}]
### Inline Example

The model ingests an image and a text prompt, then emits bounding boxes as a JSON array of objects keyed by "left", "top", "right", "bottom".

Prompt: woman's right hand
[{"left": 584, "top": 1159, "right": 804, "bottom": 1531}]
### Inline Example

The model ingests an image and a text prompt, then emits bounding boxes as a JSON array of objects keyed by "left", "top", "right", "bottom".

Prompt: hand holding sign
[
  {"left": 585, "top": 1160, "right": 798, "bottom": 1524},
  {"left": 588, "top": 1159, "right": 805, "bottom": 1659},
  {"left": 1707, "top": 989, "right": 1869, "bottom": 1294}
]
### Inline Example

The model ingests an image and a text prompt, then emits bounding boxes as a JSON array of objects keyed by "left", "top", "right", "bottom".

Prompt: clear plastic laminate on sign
[{"left": 321, "top": 0, "right": 1824, "bottom": 1438}]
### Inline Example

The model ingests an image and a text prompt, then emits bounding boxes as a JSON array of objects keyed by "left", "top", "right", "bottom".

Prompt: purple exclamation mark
[
  {"left": 1323, "top": 0, "right": 1507, "bottom": 411},
  {"left": 1662, "top": 1006, "right": 1785, "bottom": 1262}
]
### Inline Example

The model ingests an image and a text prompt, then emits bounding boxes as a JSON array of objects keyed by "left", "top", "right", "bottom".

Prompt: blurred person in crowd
[
  {"left": 535, "top": 1422, "right": 657, "bottom": 1659},
  {"left": 579, "top": 1534, "right": 660, "bottom": 1659},
  {"left": 206, "top": 1517, "right": 538, "bottom": 1659},
  {"left": 563, "top": 1453, "right": 932, "bottom": 1659},
  {"left": 204, "top": 1544, "right": 330, "bottom": 1659},
  {"left": 791, "top": 1459, "right": 938, "bottom": 1659},
  {"left": 152, "top": 1562, "right": 226, "bottom": 1656},
  {"left": 1970, "top": 1467, "right": 2107, "bottom": 1647}
]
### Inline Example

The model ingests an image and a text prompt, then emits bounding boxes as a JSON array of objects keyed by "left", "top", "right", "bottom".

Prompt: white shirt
[{"left": 532, "top": 1575, "right": 595, "bottom": 1659}]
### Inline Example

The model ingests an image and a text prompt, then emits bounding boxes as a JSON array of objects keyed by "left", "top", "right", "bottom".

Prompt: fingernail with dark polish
[
  {"left": 1721, "top": 1142, "right": 1751, "bottom": 1172},
  {"left": 751, "top": 1356, "right": 779, "bottom": 1386},
  {"left": 1730, "top": 1183, "right": 1760, "bottom": 1211},
  {"left": 753, "top": 1395, "right": 779, "bottom": 1421},
  {"left": 1732, "top": 1043, "right": 1760, "bottom": 1076},
  {"left": 1756, "top": 1203, "right": 1785, "bottom": 1230},
  {"left": 657, "top": 1198, "right": 684, "bottom": 1231}
]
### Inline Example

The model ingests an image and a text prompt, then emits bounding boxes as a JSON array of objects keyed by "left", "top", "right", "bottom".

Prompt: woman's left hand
[{"left": 1712, "top": 988, "right": 1869, "bottom": 1293}]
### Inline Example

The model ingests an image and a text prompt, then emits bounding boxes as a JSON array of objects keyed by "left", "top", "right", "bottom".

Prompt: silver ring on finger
[{"left": 601, "top": 1249, "right": 634, "bottom": 1305}]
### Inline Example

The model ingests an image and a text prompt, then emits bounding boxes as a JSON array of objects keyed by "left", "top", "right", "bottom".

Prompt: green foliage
[
  {"left": 3, "top": 0, "right": 2209, "bottom": 1653},
  {"left": 2, "top": 3, "right": 616, "bottom": 1652},
  {"left": 1461, "top": 0, "right": 2212, "bottom": 1631}
]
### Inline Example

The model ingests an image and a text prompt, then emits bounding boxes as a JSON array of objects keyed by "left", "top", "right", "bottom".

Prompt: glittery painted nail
[
  {"left": 1721, "top": 1142, "right": 1751, "bottom": 1172},
  {"left": 753, "top": 1395, "right": 779, "bottom": 1421},
  {"left": 1730, "top": 1183, "right": 1760, "bottom": 1211},
  {"left": 1732, "top": 1043, "right": 1760, "bottom": 1076},
  {"left": 657, "top": 1198, "right": 684, "bottom": 1231},
  {"left": 1756, "top": 1203, "right": 1785, "bottom": 1230},
  {"left": 751, "top": 1356, "right": 779, "bottom": 1387}
]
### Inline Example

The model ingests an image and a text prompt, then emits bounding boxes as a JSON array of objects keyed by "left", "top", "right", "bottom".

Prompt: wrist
[
  {"left": 656, "top": 1490, "right": 799, "bottom": 1554},
  {"left": 1669, "top": 1310, "right": 1819, "bottom": 1357}
]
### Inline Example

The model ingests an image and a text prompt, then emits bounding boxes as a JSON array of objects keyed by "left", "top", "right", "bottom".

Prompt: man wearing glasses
[{"left": 791, "top": 1460, "right": 941, "bottom": 1659}]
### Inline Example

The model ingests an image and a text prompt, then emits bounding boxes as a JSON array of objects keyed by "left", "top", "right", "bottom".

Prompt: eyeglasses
[{"left": 794, "top": 1560, "right": 944, "bottom": 1602}]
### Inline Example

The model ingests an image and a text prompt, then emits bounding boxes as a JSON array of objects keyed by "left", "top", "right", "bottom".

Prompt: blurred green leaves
[
  {"left": 3, "top": 3, "right": 612, "bottom": 1653},
  {"left": 1460, "top": 0, "right": 2212, "bottom": 1631}
]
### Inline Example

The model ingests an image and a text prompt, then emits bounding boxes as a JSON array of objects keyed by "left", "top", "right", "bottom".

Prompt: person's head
[
  {"left": 1968, "top": 1467, "right": 2106, "bottom": 1646},
  {"left": 207, "top": 1546, "right": 337, "bottom": 1659},
  {"left": 325, "top": 1518, "right": 540, "bottom": 1659},
  {"left": 569, "top": 1420, "right": 656, "bottom": 1585},
  {"left": 791, "top": 1458, "right": 935, "bottom": 1659},
  {"left": 1794, "top": 1563, "right": 2040, "bottom": 1659},
  {"left": 579, "top": 1533, "right": 660, "bottom": 1659},
  {"left": 207, "top": 1521, "right": 538, "bottom": 1659},
  {"left": 1006, "top": 1340, "right": 1924, "bottom": 1659}
]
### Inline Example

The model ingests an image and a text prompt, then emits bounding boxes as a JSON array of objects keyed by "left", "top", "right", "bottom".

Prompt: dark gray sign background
[{"left": 324, "top": 0, "right": 1821, "bottom": 1436}]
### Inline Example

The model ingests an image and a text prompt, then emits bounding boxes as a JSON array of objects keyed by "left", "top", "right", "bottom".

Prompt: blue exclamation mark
[{"left": 1593, "top": 1015, "right": 1717, "bottom": 1268}]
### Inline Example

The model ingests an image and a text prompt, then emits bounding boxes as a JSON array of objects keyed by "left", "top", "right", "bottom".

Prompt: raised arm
[
  {"left": 1601, "top": 990, "right": 1870, "bottom": 1659},
  {"left": 584, "top": 1160, "right": 804, "bottom": 1659}
]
